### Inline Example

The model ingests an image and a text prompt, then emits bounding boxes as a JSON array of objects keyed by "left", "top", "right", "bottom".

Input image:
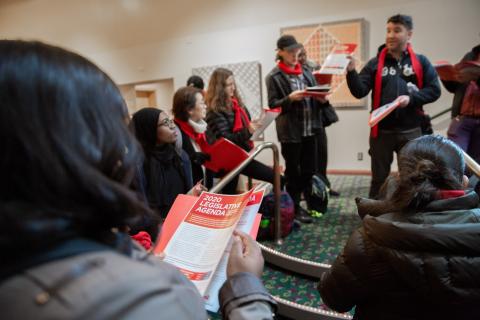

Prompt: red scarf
[
  {"left": 372, "top": 43, "right": 423, "bottom": 138},
  {"left": 278, "top": 61, "right": 303, "bottom": 75},
  {"left": 437, "top": 190, "right": 465, "bottom": 199},
  {"left": 231, "top": 97, "right": 254, "bottom": 149},
  {"left": 131, "top": 231, "right": 152, "bottom": 250},
  {"left": 174, "top": 118, "right": 209, "bottom": 151}
]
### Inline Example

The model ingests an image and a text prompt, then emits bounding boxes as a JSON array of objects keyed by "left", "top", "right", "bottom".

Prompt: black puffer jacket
[
  {"left": 319, "top": 190, "right": 480, "bottom": 320},
  {"left": 206, "top": 108, "right": 253, "bottom": 152}
]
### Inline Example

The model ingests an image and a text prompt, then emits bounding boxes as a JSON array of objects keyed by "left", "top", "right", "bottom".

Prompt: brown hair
[
  {"left": 172, "top": 86, "right": 202, "bottom": 121},
  {"left": 205, "top": 68, "right": 244, "bottom": 113},
  {"left": 388, "top": 135, "right": 465, "bottom": 212}
]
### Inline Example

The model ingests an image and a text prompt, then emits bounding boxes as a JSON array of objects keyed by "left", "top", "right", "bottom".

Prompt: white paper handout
[
  {"left": 250, "top": 108, "right": 281, "bottom": 141},
  {"left": 319, "top": 43, "right": 357, "bottom": 75},
  {"left": 203, "top": 190, "right": 265, "bottom": 312},
  {"left": 162, "top": 190, "right": 253, "bottom": 295}
]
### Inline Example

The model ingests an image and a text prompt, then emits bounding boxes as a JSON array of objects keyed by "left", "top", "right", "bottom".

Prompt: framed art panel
[
  {"left": 281, "top": 19, "right": 369, "bottom": 108},
  {"left": 192, "top": 61, "right": 263, "bottom": 120}
]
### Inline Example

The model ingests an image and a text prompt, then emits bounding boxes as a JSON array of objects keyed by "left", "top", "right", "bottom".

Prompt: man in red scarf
[{"left": 346, "top": 14, "right": 441, "bottom": 199}]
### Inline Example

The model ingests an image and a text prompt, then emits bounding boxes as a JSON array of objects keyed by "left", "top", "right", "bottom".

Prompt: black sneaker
[
  {"left": 329, "top": 189, "right": 340, "bottom": 197},
  {"left": 295, "top": 207, "right": 313, "bottom": 224}
]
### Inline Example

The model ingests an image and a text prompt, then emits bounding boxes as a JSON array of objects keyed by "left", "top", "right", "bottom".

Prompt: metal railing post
[
  {"left": 209, "top": 142, "right": 283, "bottom": 244},
  {"left": 464, "top": 151, "right": 480, "bottom": 178}
]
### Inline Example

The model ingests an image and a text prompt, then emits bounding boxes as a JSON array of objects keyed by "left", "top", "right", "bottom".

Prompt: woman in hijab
[{"left": 131, "top": 108, "right": 192, "bottom": 218}]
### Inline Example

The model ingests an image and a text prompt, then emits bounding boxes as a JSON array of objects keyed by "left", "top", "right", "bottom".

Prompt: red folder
[
  {"left": 203, "top": 138, "right": 249, "bottom": 173},
  {"left": 313, "top": 72, "right": 333, "bottom": 85},
  {"left": 435, "top": 60, "right": 480, "bottom": 82}
]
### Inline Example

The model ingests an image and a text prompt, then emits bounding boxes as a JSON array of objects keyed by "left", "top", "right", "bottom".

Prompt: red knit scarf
[
  {"left": 278, "top": 61, "right": 303, "bottom": 75},
  {"left": 372, "top": 43, "right": 423, "bottom": 138},
  {"left": 231, "top": 97, "right": 254, "bottom": 149},
  {"left": 174, "top": 118, "right": 209, "bottom": 151}
]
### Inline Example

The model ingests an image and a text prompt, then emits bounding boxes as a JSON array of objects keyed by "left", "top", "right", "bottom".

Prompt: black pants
[
  {"left": 220, "top": 159, "right": 277, "bottom": 194},
  {"left": 281, "top": 135, "right": 316, "bottom": 208},
  {"left": 369, "top": 127, "right": 422, "bottom": 199},
  {"left": 316, "top": 128, "right": 330, "bottom": 187}
]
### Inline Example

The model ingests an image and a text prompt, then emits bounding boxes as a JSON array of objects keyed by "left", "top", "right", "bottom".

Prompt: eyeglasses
[{"left": 157, "top": 118, "right": 175, "bottom": 128}]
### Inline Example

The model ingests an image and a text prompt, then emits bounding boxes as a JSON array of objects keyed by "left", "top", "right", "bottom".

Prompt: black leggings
[
  {"left": 217, "top": 159, "right": 278, "bottom": 194},
  {"left": 281, "top": 135, "right": 316, "bottom": 207}
]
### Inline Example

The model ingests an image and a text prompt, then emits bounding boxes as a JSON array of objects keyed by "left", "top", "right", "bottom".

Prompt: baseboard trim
[{"left": 327, "top": 169, "right": 372, "bottom": 176}]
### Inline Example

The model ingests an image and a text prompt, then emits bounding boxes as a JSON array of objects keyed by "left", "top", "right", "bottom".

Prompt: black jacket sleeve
[
  {"left": 266, "top": 73, "right": 294, "bottom": 113},
  {"left": 408, "top": 55, "right": 441, "bottom": 108},
  {"left": 346, "top": 58, "right": 376, "bottom": 99},
  {"left": 206, "top": 111, "right": 251, "bottom": 147}
]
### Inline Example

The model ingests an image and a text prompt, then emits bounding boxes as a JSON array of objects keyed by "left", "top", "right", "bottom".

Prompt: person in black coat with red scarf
[
  {"left": 346, "top": 14, "right": 441, "bottom": 199},
  {"left": 266, "top": 35, "right": 332, "bottom": 223}
]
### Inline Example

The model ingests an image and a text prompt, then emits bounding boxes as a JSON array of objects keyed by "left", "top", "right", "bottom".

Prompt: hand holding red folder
[{"left": 202, "top": 138, "right": 249, "bottom": 173}]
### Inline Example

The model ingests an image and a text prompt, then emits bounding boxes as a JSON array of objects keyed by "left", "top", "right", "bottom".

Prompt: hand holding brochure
[
  {"left": 318, "top": 43, "right": 357, "bottom": 75},
  {"left": 203, "top": 190, "right": 264, "bottom": 312},
  {"left": 203, "top": 138, "right": 249, "bottom": 173},
  {"left": 303, "top": 85, "right": 331, "bottom": 98},
  {"left": 154, "top": 189, "right": 265, "bottom": 312},
  {"left": 368, "top": 97, "right": 402, "bottom": 127}
]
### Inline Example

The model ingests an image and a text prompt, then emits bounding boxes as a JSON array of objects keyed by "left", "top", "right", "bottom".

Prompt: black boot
[{"left": 295, "top": 206, "right": 313, "bottom": 224}]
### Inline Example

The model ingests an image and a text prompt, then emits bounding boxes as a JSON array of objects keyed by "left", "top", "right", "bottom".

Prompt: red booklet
[
  {"left": 203, "top": 137, "right": 249, "bottom": 173},
  {"left": 313, "top": 72, "right": 333, "bottom": 85},
  {"left": 368, "top": 97, "right": 402, "bottom": 127},
  {"left": 303, "top": 84, "right": 331, "bottom": 98},
  {"left": 435, "top": 60, "right": 480, "bottom": 82},
  {"left": 435, "top": 60, "right": 459, "bottom": 81}
]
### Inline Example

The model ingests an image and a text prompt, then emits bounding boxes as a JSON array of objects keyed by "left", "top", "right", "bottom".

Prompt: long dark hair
[
  {"left": 389, "top": 135, "right": 465, "bottom": 211},
  {"left": 0, "top": 40, "right": 150, "bottom": 254},
  {"left": 205, "top": 68, "right": 244, "bottom": 113}
]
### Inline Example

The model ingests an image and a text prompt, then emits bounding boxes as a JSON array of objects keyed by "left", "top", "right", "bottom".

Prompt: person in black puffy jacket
[
  {"left": 205, "top": 67, "right": 280, "bottom": 194},
  {"left": 319, "top": 134, "right": 480, "bottom": 320}
]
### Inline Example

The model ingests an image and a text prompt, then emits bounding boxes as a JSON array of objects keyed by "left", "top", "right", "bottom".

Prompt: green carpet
[
  {"left": 209, "top": 174, "right": 370, "bottom": 319},
  {"left": 259, "top": 174, "right": 369, "bottom": 315}
]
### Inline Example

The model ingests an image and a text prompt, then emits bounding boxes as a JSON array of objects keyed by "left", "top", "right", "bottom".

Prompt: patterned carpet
[
  {"left": 209, "top": 174, "right": 370, "bottom": 319},
  {"left": 260, "top": 175, "right": 369, "bottom": 313}
]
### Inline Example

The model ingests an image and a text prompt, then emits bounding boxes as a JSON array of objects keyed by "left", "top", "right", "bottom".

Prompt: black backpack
[{"left": 305, "top": 173, "right": 329, "bottom": 214}]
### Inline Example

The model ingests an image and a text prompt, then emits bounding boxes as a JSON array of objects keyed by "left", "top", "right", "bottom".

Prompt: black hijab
[{"left": 131, "top": 108, "right": 188, "bottom": 217}]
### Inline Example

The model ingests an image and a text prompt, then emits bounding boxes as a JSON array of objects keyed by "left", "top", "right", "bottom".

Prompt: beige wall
[{"left": 1, "top": 0, "right": 479, "bottom": 170}]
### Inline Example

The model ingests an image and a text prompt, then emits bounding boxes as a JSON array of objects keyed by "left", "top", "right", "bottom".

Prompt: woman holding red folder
[{"left": 205, "top": 68, "right": 280, "bottom": 194}]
